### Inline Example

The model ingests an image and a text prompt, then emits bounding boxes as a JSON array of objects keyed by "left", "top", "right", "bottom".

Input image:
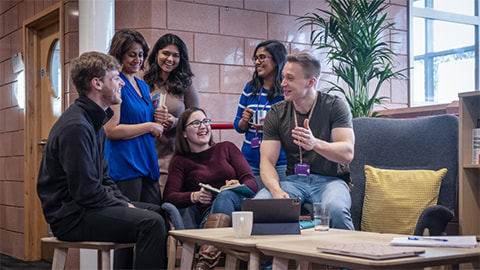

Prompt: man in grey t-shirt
[{"left": 256, "top": 53, "right": 355, "bottom": 230}]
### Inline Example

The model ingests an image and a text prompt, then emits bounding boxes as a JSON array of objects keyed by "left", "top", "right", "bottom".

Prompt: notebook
[
  {"left": 241, "top": 198, "right": 301, "bottom": 235},
  {"left": 390, "top": 236, "right": 478, "bottom": 248},
  {"left": 316, "top": 243, "right": 425, "bottom": 260}
]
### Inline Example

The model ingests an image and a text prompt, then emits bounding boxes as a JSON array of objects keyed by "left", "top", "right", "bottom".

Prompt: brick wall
[{"left": 0, "top": 0, "right": 408, "bottom": 259}]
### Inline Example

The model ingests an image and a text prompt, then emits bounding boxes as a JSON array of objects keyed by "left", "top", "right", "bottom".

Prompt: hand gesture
[{"left": 291, "top": 119, "right": 315, "bottom": 151}]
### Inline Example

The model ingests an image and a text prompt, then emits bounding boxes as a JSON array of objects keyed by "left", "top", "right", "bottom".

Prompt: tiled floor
[{"left": 0, "top": 253, "right": 51, "bottom": 270}]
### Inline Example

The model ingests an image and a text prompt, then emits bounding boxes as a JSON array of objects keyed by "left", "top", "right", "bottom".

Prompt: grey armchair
[{"left": 349, "top": 114, "right": 458, "bottom": 235}]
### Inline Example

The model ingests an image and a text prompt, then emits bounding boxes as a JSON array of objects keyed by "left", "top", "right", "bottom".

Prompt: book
[
  {"left": 198, "top": 183, "right": 255, "bottom": 197},
  {"left": 473, "top": 128, "right": 480, "bottom": 164},
  {"left": 316, "top": 243, "right": 425, "bottom": 260},
  {"left": 151, "top": 93, "right": 166, "bottom": 110},
  {"left": 299, "top": 220, "right": 315, "bottom": 230},
  {"left": 390, "top": 236, "right": 478, "bottom": 248}
]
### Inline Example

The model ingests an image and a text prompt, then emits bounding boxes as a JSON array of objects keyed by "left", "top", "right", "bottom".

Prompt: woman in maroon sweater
[{"left": 164, "top": 107, "right": 257, "bottom": 270}]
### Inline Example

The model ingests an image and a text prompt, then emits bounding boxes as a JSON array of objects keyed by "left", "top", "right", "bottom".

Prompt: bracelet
[{"left": 190, "top": 192, "right": 196, "bottom": 203}]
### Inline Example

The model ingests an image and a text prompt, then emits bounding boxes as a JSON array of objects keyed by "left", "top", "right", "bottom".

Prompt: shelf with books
[{"left": 458, "top": 91, "right": 480, "bottom": 236}]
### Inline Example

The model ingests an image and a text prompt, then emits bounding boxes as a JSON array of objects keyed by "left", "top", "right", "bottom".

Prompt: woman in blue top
[
  {"left": 104, "top": 29, "right": 164, "bottom": 205},
  {"left": 233, "top": 40, "right": 288, "bottom": 189}
]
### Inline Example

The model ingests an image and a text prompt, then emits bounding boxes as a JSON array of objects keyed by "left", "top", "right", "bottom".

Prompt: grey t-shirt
[{"left": 263, "top": 91, "right": 352, "bottom": 181}]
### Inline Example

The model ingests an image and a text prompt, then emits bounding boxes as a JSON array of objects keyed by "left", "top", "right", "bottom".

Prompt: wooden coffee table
[{"left": 169, "top": 228, "right": 480, "bottom": 270}]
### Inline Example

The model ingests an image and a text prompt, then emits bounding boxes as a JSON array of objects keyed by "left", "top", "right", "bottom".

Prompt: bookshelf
[{"left": 458, "top": 91, "right": 480, "bottom": 236}]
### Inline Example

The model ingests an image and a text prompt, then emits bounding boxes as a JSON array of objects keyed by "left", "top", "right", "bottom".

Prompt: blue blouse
[
  {"left": 105, "top": 73, "right": 160, "bottom": 182},
  {"left": 233, "top": 82, "right": 287, "bottom": 167}
]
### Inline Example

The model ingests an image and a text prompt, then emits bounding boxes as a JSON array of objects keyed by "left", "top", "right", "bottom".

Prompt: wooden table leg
[
  {"left": 179, "top": 242, "right": 195, "bottom": 270},
  {"left": 272, "top": 257, "right": 289, "bottom": 270},
  {"left": 225, "top": 254, "right": 240, "bottom": 269},
  {"left": 248, "top": 252, "right": 260, "bottom": 270}
]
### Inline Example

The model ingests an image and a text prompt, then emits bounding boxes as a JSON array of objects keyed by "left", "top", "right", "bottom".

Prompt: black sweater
[{"left": 37, "top": 95, "right": 130, "bottom": 236}]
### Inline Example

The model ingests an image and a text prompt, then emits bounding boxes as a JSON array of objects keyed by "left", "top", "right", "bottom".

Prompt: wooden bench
[{"left": 41, "top": 237, "right": 135, "bottom": 270}]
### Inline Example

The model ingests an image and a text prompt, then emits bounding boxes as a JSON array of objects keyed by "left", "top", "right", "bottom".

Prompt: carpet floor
[{"left": 0, "top": 253, "right": 52, "bottom": 270}]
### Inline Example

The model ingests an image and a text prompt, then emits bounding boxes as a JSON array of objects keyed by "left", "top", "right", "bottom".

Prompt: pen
[{"left": 408, "top": 237, "right": 448, "bottom": 242}]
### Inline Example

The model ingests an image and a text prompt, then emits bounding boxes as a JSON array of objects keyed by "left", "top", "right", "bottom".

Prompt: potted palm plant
[{"left": 298, "top": 0, "right": 406, "bottom": 117}]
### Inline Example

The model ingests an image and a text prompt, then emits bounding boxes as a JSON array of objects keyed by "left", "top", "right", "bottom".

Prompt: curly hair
[
  {"left": 143, "top": 33, "right": 194, "bottom": 96},
  {"left": 249, "top": 40, "right": 287, "bottom": 102}
]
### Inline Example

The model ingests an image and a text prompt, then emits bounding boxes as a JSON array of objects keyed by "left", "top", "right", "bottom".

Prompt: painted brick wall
[{"left": 0, "top": 0, "right": 408, "bottom": 259}]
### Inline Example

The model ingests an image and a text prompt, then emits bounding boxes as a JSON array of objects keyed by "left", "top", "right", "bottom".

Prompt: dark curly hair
[
  {"left": 143, "top": 33, "right": 194, "bottom": 96},
  {"left": 249, "top": 40, "right": 287, "bottom": 102}
]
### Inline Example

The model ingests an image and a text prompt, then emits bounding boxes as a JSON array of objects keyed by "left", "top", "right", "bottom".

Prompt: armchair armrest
[
  {"left": 161, "top": 202, "right": 185, "bottom": 230},
  {"left": 414, "top": 205, "right": 454, "bottom": 236}
]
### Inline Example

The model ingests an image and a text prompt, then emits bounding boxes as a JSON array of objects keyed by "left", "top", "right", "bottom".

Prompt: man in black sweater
[{"left": 37, "top": 51, "right": 166, "bottom": 269}]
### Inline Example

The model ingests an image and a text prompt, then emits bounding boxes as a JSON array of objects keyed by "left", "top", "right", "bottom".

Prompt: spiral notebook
[{"left": 316, "top": 243, "right": 425, "bottom": 260}]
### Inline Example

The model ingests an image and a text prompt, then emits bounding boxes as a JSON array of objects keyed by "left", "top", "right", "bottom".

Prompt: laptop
[{"left": 241, "top": 198, "right": 301, "bottom": 235}]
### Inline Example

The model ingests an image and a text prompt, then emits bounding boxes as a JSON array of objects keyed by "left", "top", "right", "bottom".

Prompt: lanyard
[
  {"left": 254, "top": 91, "right": 269, "bottom": 137},
  {"left": 256, "top": 90, "right": 269, "bottom": 112},
  {"left": 293, "top": 92, "right": 318, "bottom": 163}
]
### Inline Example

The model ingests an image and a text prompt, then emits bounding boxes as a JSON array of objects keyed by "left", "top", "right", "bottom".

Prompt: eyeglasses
[
  {"left": 252, "top": 54, "right": 272, "bottom": 62},
  {"left": 185, "top": 118, "right": 212, "bottom": 129}
]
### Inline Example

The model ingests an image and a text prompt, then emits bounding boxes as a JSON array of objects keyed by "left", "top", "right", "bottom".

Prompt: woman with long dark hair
[
  {"left": 233, "top": 40, "right": 288, "bottom": 189},
  {"left": 144, "top": 33, "right": 199, "bottom": 196}
]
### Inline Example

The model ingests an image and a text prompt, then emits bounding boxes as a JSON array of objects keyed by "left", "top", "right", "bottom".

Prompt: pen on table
[{"left": 408, "top": 237, "right": 448, "bottom": 242}]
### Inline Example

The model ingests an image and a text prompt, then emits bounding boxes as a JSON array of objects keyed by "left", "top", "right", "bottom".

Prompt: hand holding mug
[{"left": 242, "top": 108, "right": 255, "bottom": 123}]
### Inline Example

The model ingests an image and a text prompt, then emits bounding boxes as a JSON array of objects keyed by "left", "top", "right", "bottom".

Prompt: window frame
[{"left": 409, "top": 0, "right": 480, "bottom": 106}]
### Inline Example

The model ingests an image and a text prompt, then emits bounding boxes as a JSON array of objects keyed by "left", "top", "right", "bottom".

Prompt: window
[{"left": 410, "top": 0, "right": 480, "bottom": 106}]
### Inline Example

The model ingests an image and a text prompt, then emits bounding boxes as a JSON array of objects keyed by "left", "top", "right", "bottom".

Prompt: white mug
[
  {"left": 232, "top": 211, "right": 253, "bottom": 238},
  {"left": 253, "top": 110, "right": 267, "bottom": 124}
]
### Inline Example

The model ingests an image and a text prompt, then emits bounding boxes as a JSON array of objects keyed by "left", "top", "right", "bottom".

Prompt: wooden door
[{"left": 23, "top": 2, "right": 63, "bottom": 261}]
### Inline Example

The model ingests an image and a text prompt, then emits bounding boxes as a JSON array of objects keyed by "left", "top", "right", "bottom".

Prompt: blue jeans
[
  {"left": 251, "top": 164, "right": 287, "bottom": 190},
  {"left": 199, "top": 190, "right": 246, "bottom": 228},
  {"left": 255, "top": 174, "right": 354, "bottom": 230}
]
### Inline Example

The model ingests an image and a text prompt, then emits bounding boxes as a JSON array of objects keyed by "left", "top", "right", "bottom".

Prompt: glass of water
[{"left": 313, "top": 202, "right": 330, "bottom": 231}]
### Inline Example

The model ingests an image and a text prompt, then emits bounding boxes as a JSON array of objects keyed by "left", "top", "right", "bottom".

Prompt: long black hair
[
  {"left": 143, "top": 33, "right": 194, "bottom": 95},
  {"left": 249, "top": 40, "right": 287, "bottom": 102}
]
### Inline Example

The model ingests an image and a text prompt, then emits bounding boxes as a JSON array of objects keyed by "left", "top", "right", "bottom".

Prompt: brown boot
[{"left": 195, "top": 213, "right": 231, "bottom": 270}]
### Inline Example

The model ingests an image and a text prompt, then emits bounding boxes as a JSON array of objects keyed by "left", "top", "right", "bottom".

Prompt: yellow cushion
[{"left": 361, "top": 165, "right": 447, "bottom": 235}]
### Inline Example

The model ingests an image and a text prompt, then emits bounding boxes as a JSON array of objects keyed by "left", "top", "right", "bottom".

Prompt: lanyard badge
[
  {"left": 250, "top": 93, "right": 269, "bottom": 149},
  {"left": 293, "top": 93, "right": 318, "bottom": 176}
]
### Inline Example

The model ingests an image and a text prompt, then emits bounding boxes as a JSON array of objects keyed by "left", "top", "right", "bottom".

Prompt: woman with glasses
[
  {"left": 164, "top": 107, "right": 258, "bottom": 270},
  {"left": 143, "top": 33, "right": 200, "bottom": 197},
  {"left": 233, "top": 40, "right": 288, "bottom": 189}
]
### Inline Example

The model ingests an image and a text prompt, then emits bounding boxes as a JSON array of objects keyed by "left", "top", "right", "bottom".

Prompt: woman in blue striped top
[{"left": 233, "top": 40, "right": 288, "bottom": 190}]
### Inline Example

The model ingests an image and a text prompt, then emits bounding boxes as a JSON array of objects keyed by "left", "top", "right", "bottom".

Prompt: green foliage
[{"left": 298, "top": 0, "right": 406, "bottom": 118}]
